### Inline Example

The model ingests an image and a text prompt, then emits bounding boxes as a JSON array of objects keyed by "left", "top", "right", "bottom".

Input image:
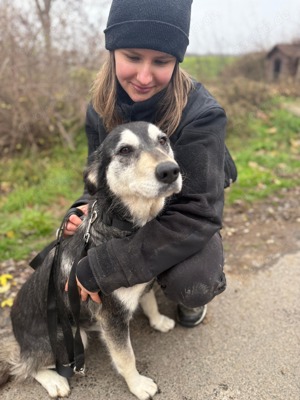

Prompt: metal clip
[
  {"left": 83, "top": 201, "right": 98, "bottom": 244},
  {"left": 74, "top": 365, "right": 86, "bottom": 376}
]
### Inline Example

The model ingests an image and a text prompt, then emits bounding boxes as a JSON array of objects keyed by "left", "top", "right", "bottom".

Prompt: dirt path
[{"left": 223, "top": 186, "right": 300, "bottom": 276}]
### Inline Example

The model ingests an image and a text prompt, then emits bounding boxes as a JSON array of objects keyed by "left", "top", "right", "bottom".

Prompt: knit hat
[{"left": 104, "top": 0, "right": 193, "bottom": 62}]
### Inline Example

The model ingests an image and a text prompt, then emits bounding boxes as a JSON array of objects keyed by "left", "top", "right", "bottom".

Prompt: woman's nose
[{"left": 136, "top": 64, "right": 153, "bottom": 85}]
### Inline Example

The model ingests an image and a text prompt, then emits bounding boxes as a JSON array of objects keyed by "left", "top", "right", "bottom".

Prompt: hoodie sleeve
[{"left": 82, "top": 106, "right": 227, "bottom": 295}]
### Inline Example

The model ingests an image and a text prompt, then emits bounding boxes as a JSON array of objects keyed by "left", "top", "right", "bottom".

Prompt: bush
[
  {"left": 0, "top": 0, "right": 107, "bottom": 155},
  {"left": 221, "top": 52, "right": 267, "bottom": 82}
]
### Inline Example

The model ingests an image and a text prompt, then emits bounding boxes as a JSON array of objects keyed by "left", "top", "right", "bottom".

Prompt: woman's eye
[
  {"left": 155, "top": 60, "right": 168, "bottom": 66},
  {"left": 159, "top": 136, "right": 168, "bottom": 146},
  {"left": 127, "top": 56, "right": 139, "bottom": 62},
  {"left": 118, "top": 146, "right": 132, "bottom": 155}
]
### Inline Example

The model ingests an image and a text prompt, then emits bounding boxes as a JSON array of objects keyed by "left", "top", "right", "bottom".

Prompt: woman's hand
[
  {"left": 64, "top": 204, "right": 88, "bottom": 236},
  {"left": 65, "top": 278, "right": 101, "bottom": 304}
]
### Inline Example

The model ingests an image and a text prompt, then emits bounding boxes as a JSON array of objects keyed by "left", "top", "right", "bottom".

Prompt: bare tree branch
[{"left": 34, "top": 0, "right": 53, "bottom": 55}]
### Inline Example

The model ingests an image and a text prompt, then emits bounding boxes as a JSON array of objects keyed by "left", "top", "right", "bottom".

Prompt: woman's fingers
[
  {"left": 69, "top": 214, "right": 82, "bottom": 227},
  {"left": 89, "top": 292, "right": 101, "bottom": 304},
  {"left": 65, "top": 279, "right": 101, "bottom": 304},
  {"left": 78, "top": 204, "right": 88, "bottom": 215},
  {"left": 64, "top": 214, "right": 82, "bottom": 236},
  {"left": 80, "top": 290, "right": 89, "bottom": 302},
  {"left": 62, "top": 205, "right": 88, "bottom": 236}
]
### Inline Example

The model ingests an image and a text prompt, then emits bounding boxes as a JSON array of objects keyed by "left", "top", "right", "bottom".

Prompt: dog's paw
[
  {"left": 150, "top": 314, "right": 175, "bottom": 333},
  {"left": 34, "top": 369, "right": 71, "bottom": 398},
  {"left": 128, "top": 374, "right": 158, "bottom": 400}
]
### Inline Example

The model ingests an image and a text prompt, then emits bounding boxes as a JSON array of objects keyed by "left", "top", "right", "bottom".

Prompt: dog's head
[{"left": 85, "top": 122, "right": 182, "bottom": 206}]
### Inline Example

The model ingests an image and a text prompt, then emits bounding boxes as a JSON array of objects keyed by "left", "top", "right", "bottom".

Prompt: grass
[
  {"left": 0, "top": 132, "right": 87, "bottom": 261},
  {"left": 225, "top": 101, "right": 300, "bottom": 204},
  {"left": 1, "top": 96, "right": 300, "bottom": 262},
  {"left": 182, "top": 55, "right": 237, "bottom": 80}
]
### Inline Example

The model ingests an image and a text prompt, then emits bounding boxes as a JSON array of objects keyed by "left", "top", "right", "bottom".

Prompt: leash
[
  {"left": 46, "top": 203, "right": 98, "bottom": 378},
  {"left": 29, "top": 207, "right": 85, "bottom": 270},
  {"left": 30, "top": 200, "right": 136, "bottom": 378},
  {"left": 66, "top": 201, "right": 98, "bottom": 375},
  {"left": 57, "top": 202, "right": 136, "bottom": 376}
]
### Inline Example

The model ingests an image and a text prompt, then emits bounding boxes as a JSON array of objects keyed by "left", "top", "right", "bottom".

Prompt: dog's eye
[
  {"left": 159, "top": 136, "right": 168, "bottom": 146},
  {"left": 118, "top": 146, "right": 132, "bottom": 155}
]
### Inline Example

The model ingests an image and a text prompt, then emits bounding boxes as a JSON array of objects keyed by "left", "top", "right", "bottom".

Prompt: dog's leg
[
  {"left": 140, "top": 289, "right": 175, "bottom": 333},
  {"left": 100, "top": 313, "right": 158, "bottom": 400},
  {"left": 33, "top": 369, "right": 70, "bottom": 398}
]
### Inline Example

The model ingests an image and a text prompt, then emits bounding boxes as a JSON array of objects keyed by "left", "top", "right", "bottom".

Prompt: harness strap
[{"left": 101, "top": 210, "right": 137, "bottom": 232}]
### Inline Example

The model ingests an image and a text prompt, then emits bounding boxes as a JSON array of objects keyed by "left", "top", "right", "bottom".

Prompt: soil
[
  {"left": 223, "top": 186, "right": 300, "bottom": 276},
  {"left": 1, "top": 186, "right": 300, "bottom": 333}
]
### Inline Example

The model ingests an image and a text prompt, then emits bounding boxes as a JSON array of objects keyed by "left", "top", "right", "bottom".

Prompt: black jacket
[{"left": 74, "top": 81, "right": 237, "bottom": 295}]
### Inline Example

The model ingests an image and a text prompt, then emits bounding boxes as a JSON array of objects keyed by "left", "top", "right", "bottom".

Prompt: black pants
[{"left": 157, "top": 232, "right": 226, "bottom": 308}]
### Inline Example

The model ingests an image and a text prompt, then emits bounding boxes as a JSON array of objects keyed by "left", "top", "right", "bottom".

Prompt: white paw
[
  {"left": 34, "top": 369, "right": 71, "bottom": 398},
  {"left": 128, "top": 374, "right": 158, "bottom": 400},
  {"left": 150, "top": 314, "right": 175, "bottom": 333}
]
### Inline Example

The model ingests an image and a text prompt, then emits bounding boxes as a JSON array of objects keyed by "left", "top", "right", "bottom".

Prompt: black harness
[{"left": 30, "top": 201, "right": 136, "bottom": 378}]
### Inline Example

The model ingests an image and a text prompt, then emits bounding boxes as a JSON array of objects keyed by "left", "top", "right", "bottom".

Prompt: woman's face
[{"left": 114, "top": 48, "right": 177, "bottom": 102}]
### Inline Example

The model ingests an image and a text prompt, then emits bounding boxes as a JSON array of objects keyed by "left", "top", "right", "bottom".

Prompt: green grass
[
  {"left": 0, "top": 132, "right": 87, "bottom": 261},
  {"left": 225, "top": 103, "right": 300, "bottom": 204},
  {"left": 182, "top": 55, "right": 237, "bottom": 80}
]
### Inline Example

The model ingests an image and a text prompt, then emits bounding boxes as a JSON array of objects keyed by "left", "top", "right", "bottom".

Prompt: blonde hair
[{"left": 91, "top": 52, "right": 193, "bottom": 136}]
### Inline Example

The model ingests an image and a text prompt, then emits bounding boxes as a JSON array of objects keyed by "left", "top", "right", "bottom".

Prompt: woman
[{"left": 65, "top": 0, "right": 237, "bottom": 327}]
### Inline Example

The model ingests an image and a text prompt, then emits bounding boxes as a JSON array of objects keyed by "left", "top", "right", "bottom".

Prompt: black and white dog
[{"left": 0, "top": 122, "right": 182, "bottom": 400}]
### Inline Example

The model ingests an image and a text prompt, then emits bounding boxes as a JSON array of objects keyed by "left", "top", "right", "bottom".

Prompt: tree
[
  {"left": 0, "top": 0, "right": 110, "bottom": 154},
  {"left": 35, "top": 0, "right": 52, "bottom": 56}
]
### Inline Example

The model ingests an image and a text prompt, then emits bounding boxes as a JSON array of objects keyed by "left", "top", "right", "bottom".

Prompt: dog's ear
[{"left": 84, "top": 152, "right": 100, "bottom": 195}]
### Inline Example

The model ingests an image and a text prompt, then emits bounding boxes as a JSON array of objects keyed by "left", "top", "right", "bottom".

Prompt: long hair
[{"left": 91, "top": 52, "right": 193, "bottom": 136}]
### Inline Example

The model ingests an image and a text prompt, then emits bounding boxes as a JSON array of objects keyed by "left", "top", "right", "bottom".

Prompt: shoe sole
[{"left": 176, "top": 304, "right": 208, "bottom": 328}]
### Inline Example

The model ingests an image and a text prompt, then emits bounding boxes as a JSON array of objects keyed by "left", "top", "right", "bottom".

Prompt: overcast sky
[
  {"left": 18, "top": 0, "right": 300, "bottom": 55},
  {"left": 99, "top": 0, "right": 300, "bottom": 55},
  {"left": 188, "top": 0, "right": 300, "bottom": 54}
]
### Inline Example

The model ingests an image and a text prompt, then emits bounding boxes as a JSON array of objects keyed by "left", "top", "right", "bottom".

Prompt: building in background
[{"left": 265, "top": 43, "right": 300, "bottom": 81}]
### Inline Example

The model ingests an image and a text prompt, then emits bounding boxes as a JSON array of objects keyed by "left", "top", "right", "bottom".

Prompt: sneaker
[{"left": 176, "top": 304, "right": 207, "bottom": 328}]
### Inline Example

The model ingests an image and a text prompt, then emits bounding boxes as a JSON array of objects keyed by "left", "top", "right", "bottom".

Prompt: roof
[{"left": 267, "top": 43, "right": 300, "bottom": 59}]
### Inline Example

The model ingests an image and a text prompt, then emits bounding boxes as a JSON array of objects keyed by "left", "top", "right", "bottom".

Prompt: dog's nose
[{"left": 155, "top": 162, "right": 180, "bottom": 184}]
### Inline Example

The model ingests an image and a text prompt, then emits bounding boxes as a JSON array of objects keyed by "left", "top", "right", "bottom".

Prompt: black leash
[
  {"left": 46, "top": 205, "right": 97, "bottom": 378},
  {"left": 29, "top": 207, "right": 85, "bottom": 271},
  {"left": 66, "top": 201, "right": 98, "bottom": 375},
  {"left": 46, "top": 213, "right": 75, "bottom": 377},
  {"left": 30, "top": 201, "right": 136, "bottom": 378}
]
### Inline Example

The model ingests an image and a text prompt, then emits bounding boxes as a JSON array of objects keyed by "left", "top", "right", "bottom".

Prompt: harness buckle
[
  {"left": 74, "top": 364, "right": 86, "bottom": 376},
  {"left": 84, "top": 201, "right": 98, "bottom": 244},
  {"left": 83, "top": 232, "right": 90, "bottom": 243}
]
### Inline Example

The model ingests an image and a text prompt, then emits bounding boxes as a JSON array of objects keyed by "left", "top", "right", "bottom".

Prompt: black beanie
[{"left": 104, "top": 0, "right": 193, "bottom": 62}]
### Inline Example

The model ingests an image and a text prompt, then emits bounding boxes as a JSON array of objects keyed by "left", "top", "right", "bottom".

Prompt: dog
[{"left": 0, "top": 121, "right": 183, "bottom": 400}]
